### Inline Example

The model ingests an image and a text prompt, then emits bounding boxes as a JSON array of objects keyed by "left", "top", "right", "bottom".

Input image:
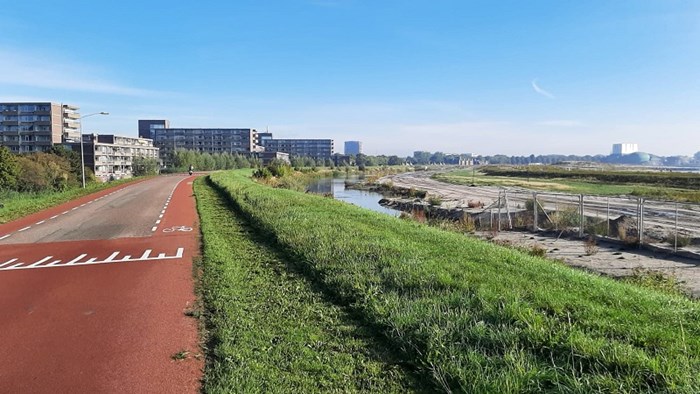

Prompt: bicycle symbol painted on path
[{"left": 162, "top": 226, "right": 193, "bottom": 233}]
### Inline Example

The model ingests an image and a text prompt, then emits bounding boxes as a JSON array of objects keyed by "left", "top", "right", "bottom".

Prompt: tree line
[
  {"left": 162, "top": 149, "right": 260, "bottom": 172},
  {"left": 0, "top": 146, "right": 89, "bottom": 193}
]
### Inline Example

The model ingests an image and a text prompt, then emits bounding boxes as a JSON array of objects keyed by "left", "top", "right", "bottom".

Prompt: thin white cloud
[
  {"left": 531, "top": 78, "right": 555, "bottom": 99},
  {"left": 0, "top": 47, "right": 162, "bottom": 97}
]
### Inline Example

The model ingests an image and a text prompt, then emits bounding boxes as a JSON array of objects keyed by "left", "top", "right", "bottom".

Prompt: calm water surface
[{"left": 307, "top": 177, "right": 399, "bottom": 216}]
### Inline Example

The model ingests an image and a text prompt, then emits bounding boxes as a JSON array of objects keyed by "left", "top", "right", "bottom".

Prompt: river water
[{"left": 306, "top": 177, "right": 399, "bottom": 216}]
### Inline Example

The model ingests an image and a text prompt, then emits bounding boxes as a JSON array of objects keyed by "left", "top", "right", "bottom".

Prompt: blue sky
[{"left": 1, "top": 0, "right": 698, "bottom": 156}]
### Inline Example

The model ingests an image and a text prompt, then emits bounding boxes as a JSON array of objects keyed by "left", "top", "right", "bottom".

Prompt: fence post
[
  {"left": 638, "top": 198, "right": 644, "bottom": 248},
  {"left": 497, "top": 191, "right": 502, "bottom": 232},
  {"left": 606, "top": 197, "right": 610, "bottom": 237},
  {"left": 674, "top": 202, "right": 678, "bottom": 253},
  {"left": 532, "top": 192, "right": 538, "bottom": 232},
  {"left": 579, "top": 194, "right": 584, "bottom": 238}
]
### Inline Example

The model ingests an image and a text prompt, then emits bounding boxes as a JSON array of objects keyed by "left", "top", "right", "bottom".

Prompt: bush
[
  {"left": 267, "top": 159, "right": 292, "bottom": 177},
  {"left": 427, "top": 195, "right": 442, "bottom": 206},
  {"left": 584, "top": 236, "right": 599, "bottom": 255},
  {"left": 252, "top": 167, "right": 272, "bottom": 179}
]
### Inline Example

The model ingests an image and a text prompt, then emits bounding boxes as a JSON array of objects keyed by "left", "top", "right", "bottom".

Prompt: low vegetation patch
[
  {"left": 207, "top": 170, "right": 700, "bottom": 393},
  {"left": 194, "top": 178, "right": 424, "bottom": 392}
]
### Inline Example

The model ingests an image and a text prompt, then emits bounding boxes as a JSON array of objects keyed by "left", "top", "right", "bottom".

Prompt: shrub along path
[
  {"left": 194, "top": 177, "right": 428, "bottom": 393},
  {"left": 203, "top": 170, "right": 700, "bottom": 393}
]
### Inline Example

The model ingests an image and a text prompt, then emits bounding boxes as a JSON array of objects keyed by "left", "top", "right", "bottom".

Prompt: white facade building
[{"left": 612, "top": 143, "right": 638, "bottom": 155}]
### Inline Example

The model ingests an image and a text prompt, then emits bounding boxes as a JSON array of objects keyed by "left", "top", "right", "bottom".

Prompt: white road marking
[
  {"left": 104, "top": 252, "right": 120, "bottom": 261},
  {"left": 156, "top": 220, "right": 161, "bottom": 224},
  {"left": 29, "top": 256, "right": 53, "bottom": 268},
  {"left": 71, "top": 207, "right": 78, "bottom": 211},
  {"left": 36, "top": 220, "right": 45, "bottom": 225},
  {"left": 0, "top": 235, "right": 10, "bottom": 241},
  {"left": 80, "top": 204, "right": 86, "bottom": 207},
  {"left": 18, "top": 226, "right": 31, "bottom": 232},
  {"left": 62, "top": 211, "right": 69, "bottom": 215},
  {"left": 0, "top": 258, "right": 18, "bottom": 267},
  {"left": 159, "top": 214, "right": 163, "bottom": 219},
  {"left": 151, "top": 226, "right": 157, "bottom": 232},
  {"left": 50, "top": 215, "right": 59, "bottom": 219},
  {"left": 161, "top": 210, "right": 166, "bottom": 214},
  {"left": 0, "top": 248, "right": 185, "bottom": 272},
  {"left": 66, "top": 254, "right": 88, "bottom": 265}
]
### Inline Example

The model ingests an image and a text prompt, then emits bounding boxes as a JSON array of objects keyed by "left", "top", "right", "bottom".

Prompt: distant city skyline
[{"left": 1, "top": 1, "right": 698, "bottom": 157}]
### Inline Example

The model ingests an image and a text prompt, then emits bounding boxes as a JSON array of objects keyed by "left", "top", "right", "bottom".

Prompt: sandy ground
[{"left": 481, "top": 230, "right": 700, "bottom": 298}]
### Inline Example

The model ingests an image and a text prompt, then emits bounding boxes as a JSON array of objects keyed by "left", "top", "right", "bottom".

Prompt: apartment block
[
  {"left": 138, "top": 119, "right": 170, "bottom": 140},
  {"left": 0, "top": 102, "right": 80, "bottom": 153},
  {"left": 262, "top": 139, "right": 334, "bottom": 161},
  {"left": 344, "top": 141, "right": 362, "bottom": 155},
  {"left": 63, "top": 134, "right": 159, "bottom": 182},
  {"left": 139, "top": 120, "right": 258, "bottom": 156}
]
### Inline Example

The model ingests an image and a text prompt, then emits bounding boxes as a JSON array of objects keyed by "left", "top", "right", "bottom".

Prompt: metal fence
[{"left": 482, "top": 190, "right": 700, "bottom": 255}]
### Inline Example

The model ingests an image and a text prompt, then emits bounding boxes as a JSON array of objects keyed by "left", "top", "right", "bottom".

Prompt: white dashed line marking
[
  {"left": 62, "top": 211, "right": 69, "bottom": 215},
  {"left": 18, "top": 227, "right": 30, "bottom": 232},
  {"left": 36, "top": 220, "right": 45, "bottom": 225},
  {"left": 156, "top": 220, "right": 161, "bottom": 224},
  {"left": 0, "top": 235, "right": 10, "bottom": 241},
  {"left": 151, "top": 226, "right": 157, "bottom": 232}
]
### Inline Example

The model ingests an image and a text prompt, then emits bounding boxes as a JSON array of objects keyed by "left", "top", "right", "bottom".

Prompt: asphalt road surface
[{"left": 0, "top": 175, "right": 202, "bottom": 393}]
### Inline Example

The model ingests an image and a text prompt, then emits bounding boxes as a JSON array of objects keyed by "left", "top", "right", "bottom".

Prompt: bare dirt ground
[
  {"left": 382, "top": 170, "right": 700, "bottom": 298},
  {"left": 482, "top": 231, "right": 700, "bottom": 298}
]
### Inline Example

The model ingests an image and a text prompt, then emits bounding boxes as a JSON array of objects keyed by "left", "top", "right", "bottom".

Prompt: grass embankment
[
  {"left": 0, "top": 177, "right": 143, "bottom": 224},
  {"left": 194, "top": 177, "right": 426, "bottom": 392},
  {"left": 435, "top": 168, "right": 700, "bottom": 202},
  {"left": 207, "top": 170, "right": 700, "bottom": 393}
]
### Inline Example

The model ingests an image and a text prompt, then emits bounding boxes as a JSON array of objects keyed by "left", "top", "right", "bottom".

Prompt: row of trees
[
  {"left": 0, "top": 146, "right": 90, "bottom": 193},
  {"left": 163, "top": 149, "right": 260, "bottom": 172}
]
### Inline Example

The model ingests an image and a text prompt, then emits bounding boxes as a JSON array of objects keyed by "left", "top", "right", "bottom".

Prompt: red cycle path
[{"left": 0, "top": 176, "right": 202, "bottom": 393}]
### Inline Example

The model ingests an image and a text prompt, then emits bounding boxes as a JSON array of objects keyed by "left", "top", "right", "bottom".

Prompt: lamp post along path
[{"left": 79, "top": 112, "right": 109, "bottom": 188}]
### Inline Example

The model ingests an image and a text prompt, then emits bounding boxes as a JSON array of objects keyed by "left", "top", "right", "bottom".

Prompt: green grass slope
[
  {"left": 194, "top": 177, "right": 427, "bottom": 393},
  {"left": 205, "top": 170, "right": 700, "bottom": 393}
]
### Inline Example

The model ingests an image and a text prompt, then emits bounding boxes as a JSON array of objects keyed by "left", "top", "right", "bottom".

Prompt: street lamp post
[{"left": 79, "top": 112, "right": 109, "bottom": 188}]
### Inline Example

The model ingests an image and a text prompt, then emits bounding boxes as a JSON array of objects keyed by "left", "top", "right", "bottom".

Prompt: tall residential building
[
  {"left": 262, "top": 139, "right": 334, "bottom": 161},
  {"left": 344, "top": 141, "right": 362, "bottom": 155},
  {"left": 63, "top": 134, "right": 159, "bottom": 182},
  {"left": 147, "top": 125, "right": 258, "bottom": 156},
  {"left": 0, "top": 102, "right": 80, "bottom": 153},
  {"left": 138, "top": 119, "right": 170, "bottom": 140},
  {"left": 612, "top": 143, "right": 638, "bottom": 155}
]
